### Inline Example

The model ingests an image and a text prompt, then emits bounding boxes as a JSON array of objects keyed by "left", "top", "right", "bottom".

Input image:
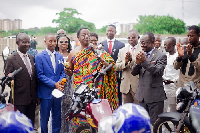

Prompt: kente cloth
[{"left": 71, "top": 46, "right": 118, "bottom": 132}]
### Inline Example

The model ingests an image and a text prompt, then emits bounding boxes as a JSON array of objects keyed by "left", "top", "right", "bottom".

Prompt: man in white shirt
[{"left": 163, "top": 37, "right": 180, "bottom": 112}]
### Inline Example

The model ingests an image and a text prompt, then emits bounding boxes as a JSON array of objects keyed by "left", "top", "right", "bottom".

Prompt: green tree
[
  {"left": 96, "top": 25, "right": 107, "bottom": 35},
  {"left": 52, "top": 8, "right": 95, "bottom": 33},
  {"left": 134, "top": 15, "right": 186, "bottom": 34},
  {"left": 40, "top": 27, "right": 58, "bottom": 35},
  {"left": 198, "top": 23, "right": 200, "bottom": 28}
]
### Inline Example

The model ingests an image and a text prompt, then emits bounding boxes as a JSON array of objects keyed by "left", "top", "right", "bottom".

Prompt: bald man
[
  {"left": 5, "top": 32, "right": 37, "bottom": 124},
  {"left": 35, "top": 33, "right": 65, "bottom": 133},
  {"left": 180, "top": 38, "right": 188, "bottom": 46},
  {"left": 116, "top": 29, "right": 141, "bottom": 105}
]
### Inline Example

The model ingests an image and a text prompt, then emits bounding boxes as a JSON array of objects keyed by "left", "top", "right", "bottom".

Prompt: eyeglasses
[
  {"left": 90, "top": 40, "right": 97, "bottom": 42},
  {"left": 139, "top": 41, "right": 150, "bottom": 45},
  {"left": 60, "top": 41, "right": 68, "bottom": 43},
  {"left": 57, "top": 33, "right": 66, "bottom": 36},
  {"left": 127, "top": 37, "right": 136, "bottom": 40}
]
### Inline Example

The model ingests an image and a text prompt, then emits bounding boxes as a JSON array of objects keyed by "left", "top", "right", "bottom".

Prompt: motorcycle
[
  {"left": 0, "top": 67, "right": 22, "bottom": 115},
  {"left": 65, "top": 63, "right": 114, "bottom": 133},
  {"left": 190, "top": 102, "right": 200, "bottom": 133},
  {"left": 153, "top": 81, "right": 200, "bottom": 133}
]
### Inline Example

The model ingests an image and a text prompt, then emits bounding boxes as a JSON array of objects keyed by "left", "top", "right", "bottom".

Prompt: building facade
[
  {"left": 0, "top": 19, "right": 22, "bottom": 32},
  {"left": 114, "top": 22, "right": 136, "bottom": 35}
]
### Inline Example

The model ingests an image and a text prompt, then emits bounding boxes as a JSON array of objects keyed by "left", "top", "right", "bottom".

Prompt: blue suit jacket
[
  {"left": 35, "top": 50, "right": 66, "bottom": 99},
  {"left": 101, "top": 40, "right": 125, "bottom": 62}
]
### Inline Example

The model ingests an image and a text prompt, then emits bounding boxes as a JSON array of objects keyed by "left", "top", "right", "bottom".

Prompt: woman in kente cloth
[{"left": 65, "top": 28, "right": 118, "bottom": 132}]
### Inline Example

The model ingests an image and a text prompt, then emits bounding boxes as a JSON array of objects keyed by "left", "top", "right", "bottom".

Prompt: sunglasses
[
  {"left": 60, "top": 41, "right": 68, "bottom": 43},
  {"left": 57, "top": 33, "right": 66, "bottom": 36}
]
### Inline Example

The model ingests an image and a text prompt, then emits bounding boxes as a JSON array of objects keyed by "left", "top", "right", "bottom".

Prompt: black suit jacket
[
  {"left": 101, "top": 39, "right": 125, "bottom": 62},
  {"left": 5, "top": 52, "right": 37, "bottom": 105}
]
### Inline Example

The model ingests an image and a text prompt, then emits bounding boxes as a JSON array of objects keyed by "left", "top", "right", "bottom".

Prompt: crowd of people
[{"left": 2, "top": 24, "right": 200, "bottom": 133}]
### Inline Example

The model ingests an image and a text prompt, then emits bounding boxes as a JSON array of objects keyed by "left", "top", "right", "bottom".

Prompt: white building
[{"left": 0, "top": 19, "right": 22, "bottom": 32}]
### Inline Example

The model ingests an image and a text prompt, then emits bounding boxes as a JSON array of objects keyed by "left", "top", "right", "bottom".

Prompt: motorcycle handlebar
[
  {"left": 71, "top": 101, "right": 78, "bottom": 111},
  {"left": 102, "top": 63, "right": 113, "bottom": 74},
  {"left": 10, "top": 67, "right": 23, "bottom": 78},
  {"left": 0, "top": 92, "right": 8, "bottom": 98},
  {"left": 2, "top": 67, "right": 22, "bottom": 86}
]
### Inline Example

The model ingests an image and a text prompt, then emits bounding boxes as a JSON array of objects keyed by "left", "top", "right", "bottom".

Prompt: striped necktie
[{"left": 23, "top": 55, "right": 32, "bottom": 77}]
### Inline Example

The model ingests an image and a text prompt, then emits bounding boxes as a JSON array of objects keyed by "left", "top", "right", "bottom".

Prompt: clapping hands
[
  {"left": 177, "top": 41, "right": 193, "bottom": 58},
  {"left": 135, "top": 51, "right": 146, "bottom": 65},
  {"left": 125, "top": 52, "right": 132, "bottom": 65}
]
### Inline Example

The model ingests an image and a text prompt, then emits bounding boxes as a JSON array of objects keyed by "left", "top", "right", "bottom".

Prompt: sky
[{"left": 0, "top": 0, "right": 199, "bottom": 29}]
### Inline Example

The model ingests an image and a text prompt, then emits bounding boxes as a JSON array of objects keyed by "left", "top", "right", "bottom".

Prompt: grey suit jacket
[
  {"left": 101, "top": 39, "right": 125, "bottom": 62},
  {"left": 131, "top": 48, "right": 167, "bottom": 103},
  {"left": 5, "top": 52, "right": 37, "bottom": 105}
]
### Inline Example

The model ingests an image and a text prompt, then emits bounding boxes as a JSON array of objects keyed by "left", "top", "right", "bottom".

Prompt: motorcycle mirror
[
  {"left": 95, "top": 88, "right": 100, "bottom": 93},
  {"left": 189, "top": 81, "right": 196, "bottom": 91},
  {"left": 2, "top": 46, "right": 10, "bottom": 61}
]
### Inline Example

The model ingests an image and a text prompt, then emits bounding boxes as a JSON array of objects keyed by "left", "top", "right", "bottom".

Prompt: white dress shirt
[
  {"left": 46, "top": 48, "right": 56, "bottom": 73},
  {"left": 107, "top": 38, "right": 116, "bottom": 49},
  {"left": 17, "top": 49, "right": 32, "bottom": 73}
]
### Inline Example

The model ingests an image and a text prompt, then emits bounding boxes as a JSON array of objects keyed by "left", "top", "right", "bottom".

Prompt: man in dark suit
[
  {"left": 131, "top": 32, "right": 167, "bottom": 125},
  {"left": 5, "top": 32, "right": 37, "bottom": 125},
  {"left": 101, "top": 24, "right": 125, "bottom": 105},
  {"left": 35, "top": 33, "right": 65, "bottom": 133}
]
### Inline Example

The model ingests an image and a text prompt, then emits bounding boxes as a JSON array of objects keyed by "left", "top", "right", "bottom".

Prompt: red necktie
[{"left": 108, "top": 41, "right": 112, "bottom": 54}]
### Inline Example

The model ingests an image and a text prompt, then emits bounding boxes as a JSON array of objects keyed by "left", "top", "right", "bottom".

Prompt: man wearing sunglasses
[
  {"left": 131, "top": 32, "right": 167, "bottom": 125},
  {"left": 116, "top": 29, "right": 141, "bottom": 105}
]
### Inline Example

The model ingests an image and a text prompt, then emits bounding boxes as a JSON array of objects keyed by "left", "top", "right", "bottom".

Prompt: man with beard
[
  {"left": 174, "top": 25, "right": 200, "bottom": 87},
  {"left": 131, "top": 32, "right": 167, "bottom": 125}
]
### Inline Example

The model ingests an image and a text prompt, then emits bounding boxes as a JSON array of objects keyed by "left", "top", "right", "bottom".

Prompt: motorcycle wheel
[
  {"left": 75, "top": 123, "right": 96, "bottom": 133},
  {"left": 153, "top": 118, "right": 191, "bottom": 133}
]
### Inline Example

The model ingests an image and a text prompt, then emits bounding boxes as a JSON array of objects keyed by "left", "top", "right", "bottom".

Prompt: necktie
[
  {"left": 50, "top": 53, "right": 56, "bottom": 73},
  {"left": 108, "top": 41, "right": 112, "bottom": 54},
  {"left": 131, "top": 47, "right": 135, "bottom": 57},
  {"left": 23, "top": 55, "right": 32, "bottom": 77}
]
